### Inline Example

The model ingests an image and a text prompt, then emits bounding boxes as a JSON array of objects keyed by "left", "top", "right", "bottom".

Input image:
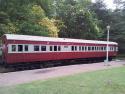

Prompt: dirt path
[{"left": 0, "top": 60, "right": 124, "bottom": 87}]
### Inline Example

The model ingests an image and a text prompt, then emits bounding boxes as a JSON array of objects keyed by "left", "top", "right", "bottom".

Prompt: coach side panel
[{"left": 5, "top": 40, "right": 118, "bottom": 64}]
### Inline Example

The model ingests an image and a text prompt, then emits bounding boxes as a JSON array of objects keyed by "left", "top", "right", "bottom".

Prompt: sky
[{"left": 92, "top": 0, "right": 116, "bottom": 9}]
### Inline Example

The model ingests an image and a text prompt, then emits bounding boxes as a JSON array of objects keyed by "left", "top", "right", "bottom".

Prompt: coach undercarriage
[{"left": 0, "top": 56, "right": 114, "bottom": 73}]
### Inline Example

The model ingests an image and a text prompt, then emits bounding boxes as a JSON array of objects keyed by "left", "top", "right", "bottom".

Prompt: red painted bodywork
[{"left": 1, "top": 35, "right": 118, "bottom": 64}]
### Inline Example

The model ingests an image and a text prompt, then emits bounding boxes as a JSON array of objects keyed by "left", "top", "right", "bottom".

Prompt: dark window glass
[
  {"left": 94, "top": 47, "right": 96, "bottom": 50},
  {"left": 25, "top": 45, "right": 28, "bottom": 51},
  {"left": 18, "top": 45, "right": 23, "bottom": 52},
  {"left": 58, "top": 46, "right": 61, "bottom": 51},
  {"left": 34, "top": 46, "right": 39, "bottom": 51},
  {"left": 71, "top": 46, "right": 74, "bottom": 51},
  {"left": 96, "top": 47, "right": 97, "bottom": 50},
  {"left": 41, "top": 46, "right": 46, "bottom": 51},
  {"left": 50, "top": 46, "right": 53, "bottom": 51},
  {"left": 75, "top": 46, "right": 77, "bottom": 51},
  {"left": 54, "top": 46, "right": 57, "bottom": 51},
  {"left": 101, "top": 47, "right": 103, "bottom": 51},
  {"left": 88, "top": 47, "right": 91, "bottom": 51},
  {"left": 98, "top": 47, "right": 100, "bottom": 51},
  {"left": 82, "top": 46, "right": 84, "bottom": 51},
  {"left": 85, "top": 46, "right": 87, "bottom": 51},
  {"left": 79, "top": 46, "right": 81, "bottom": 51},
  {"left": 104, "top": 47, "right": 106, "bottom": 51},
  {"left": 12, "top": 45, "right": 16, "bottom": 52},
  {"left": 92, "top": 47, "right": 94, "bottom": 51}
]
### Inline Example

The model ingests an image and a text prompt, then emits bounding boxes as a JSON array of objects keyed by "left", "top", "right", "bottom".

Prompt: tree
[
  {"left": 109, "top": 10, "right": 125, "bottom": 53},
  {"left": 39, "top": 18, "right": 59, "bottom": 37},
  {"left": 0, "top": 0, "right": 59, "bottom": 37},
  {"left": 113, "top": 0, "right": 124, "bottom": 9},
  {"left": 54, "top": 0, "right": 101, "bottom": 39}
]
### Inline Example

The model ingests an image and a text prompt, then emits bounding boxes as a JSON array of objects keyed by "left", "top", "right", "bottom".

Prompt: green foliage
[
  {"left": 55, "top": 0, "right": 102, "bottom": 39},
  {"left": 0, "top": 0, "right": 56, "bottom": 37},
  {"left": 109, "top": 10, "right": 125, "bottom": 53},
  {"left": 39, "top": 18, "right": 59, "bottom": 37},
  {"left": 36, "top": 0, "right": 55, "bottom": 17},
  {"left": 18, "top": 21, "right": 49, "bottom": 36},
  {"left": 0, "top": 23, "right": 17, "bottom": 35}
]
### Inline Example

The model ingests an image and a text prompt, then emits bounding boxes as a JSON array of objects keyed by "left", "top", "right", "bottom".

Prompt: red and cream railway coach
[{"left": 0, "top": 34, "right": 118, "bottom": 65}]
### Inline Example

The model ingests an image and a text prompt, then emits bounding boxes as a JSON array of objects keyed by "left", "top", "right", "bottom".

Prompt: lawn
[{"left": 0, "top": 67, "right": 125, "bottom": 94}]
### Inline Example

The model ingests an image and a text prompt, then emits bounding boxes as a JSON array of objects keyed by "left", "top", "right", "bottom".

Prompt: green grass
[{"left": 0, "top": 67, "right": 125, "bottom": 94}]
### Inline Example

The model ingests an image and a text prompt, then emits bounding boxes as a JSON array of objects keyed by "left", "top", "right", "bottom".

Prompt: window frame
[
  {"left": 71, "top": 46, "right": 74, "bottom": 51},
  {"left": 50, "top": 46, "right": 53, "bottom": 51},
  {"left": 24, "top": 45, "right": 29, "bottom": 52},
  {"left": 54, "top": 46, "right": 57, "bottom": 51},
  {"left": 58, "top": 46, "right": 61, "bottom": 51},
  {"left": 11, "top": 45, "right": 16, "bottom": 52},
  {"left": 41, "top": 45, "right": 46, "bottom": 51},
  {"left": 18, "top": 45, "right": 23, "bottom": 52},
  {"left": 34, "top": 45, "right": 40, "bottom": 52}
]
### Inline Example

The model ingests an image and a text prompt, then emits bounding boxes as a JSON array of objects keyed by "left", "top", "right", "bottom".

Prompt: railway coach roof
[{"left": 5, "top": 34, "right": 117, "bottom": 45}]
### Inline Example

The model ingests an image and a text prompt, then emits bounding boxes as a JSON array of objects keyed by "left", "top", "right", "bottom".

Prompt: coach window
[
  {"left": 110, "top": 47, "right": 112, "bottom": 51},
  {"left": 98, "top": 47, "right": 100, "bottom": 51},
  {"left": 104, "top": 47, "right": 106, "bottom": 51},
  {"left": 88, "top": 47, "right": 91, "bottom": 51},
  {"left": 50, "top": 46, "right": 53, "bottom": 51},
  {"left": 97, "top": 47, "right": 99, "bottom": 51},
  {"left": 34, "top": 45, "right": 39, "bottom": 51},
  {"left": 79, "top": 46, "right": 81, "bottom": 51},
  {"left": 109, "top": 47, "right": 111, "bottom": 51},
  {"left": 54, "top": 46, "right": 57, "bottom": 51},
  {"left": 92, "top": 47, "right": 94, "bottom": 51},
  {"left": 58, "top": 46, "right": 61, "bottom": 51},
  {"left": 82, "top": 46, "right": 84, "bottom": 51},
  {"left": 96, "top": 47, "right": 98, "bottom": 51},
  {"left": 94, "top": 47, "right": 96, "bottom": 51},
  {"left": 111, "top": 47, "right": 112, "bottom": 51},
  {"left": 12, "top": 45, "right": 16, "bottom": 52},
  {"left": 41, "top": 46, "right": 46, "bottom": 51},
  {"left": 99, "top": 47, "right": 101, "bottom": 51},
  {"left": 84, "top": 46, "right": 87, "bottom": 51},
  {"left": 75, "top": 46, "right": 77, "bottom": 51},
  {"left": 101, "top": 47, "right": 103, "bottom": 51},
  {"left": 114, "top": 47, "right": 116, "bottom": 51},
  {"left": 18, "top": 45, "right": 23, "bottom": 52},
  {"left": 24, "top": 45, "right": 29, "bottom": 51},
  {"left": 71, "top": 46, "right": 74, "bottom": 51},
  {"left": 112, "top": 47, "right": 113, "bottom": 51},
  {"left": 112, "top": 47, "right": 114, "bottom": 51}
]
